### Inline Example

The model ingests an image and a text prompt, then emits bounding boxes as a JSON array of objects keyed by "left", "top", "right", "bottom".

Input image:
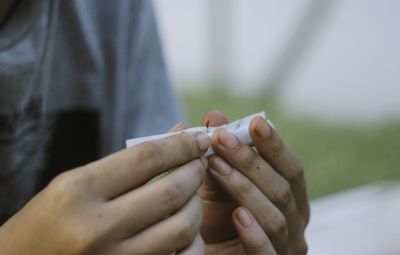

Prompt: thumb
[
  {"left": 199, "top": 110, "right": 237, "bottom": 243},
  {"left": 200, "top": 109, "right": 230, "bottom": 200},
  {"left": 201, "top": 109, "right": 229, "bottom": 128}
]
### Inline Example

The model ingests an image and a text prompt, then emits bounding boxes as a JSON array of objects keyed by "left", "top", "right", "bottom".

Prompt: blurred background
[{"left": 153, "top": 0, "right": 400, "bottom": 254}]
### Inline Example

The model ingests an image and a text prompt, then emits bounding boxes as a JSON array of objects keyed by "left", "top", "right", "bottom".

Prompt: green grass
[{"left": 179, "top": 89, "right": 400, "bottom": 199}]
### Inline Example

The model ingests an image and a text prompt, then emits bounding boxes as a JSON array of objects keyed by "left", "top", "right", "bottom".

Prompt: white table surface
[{"left": 306, "top": 182, "right": 400, "bottom": 255}]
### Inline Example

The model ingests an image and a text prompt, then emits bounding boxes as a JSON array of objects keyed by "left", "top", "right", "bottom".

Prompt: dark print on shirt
[
  {"left": 0, "top": 98, "right": 42, "bottom": 141},
  {"left": 0, "top": 97, "right": 46, "bottom": 181}
]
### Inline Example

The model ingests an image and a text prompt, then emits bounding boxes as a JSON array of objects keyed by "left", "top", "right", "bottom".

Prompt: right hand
[
  {"left": 199, "top": 110, "right": 309, "bottom": 255},
  {"left": 0, "top": 132, "right": 211, "bottom": 255}
]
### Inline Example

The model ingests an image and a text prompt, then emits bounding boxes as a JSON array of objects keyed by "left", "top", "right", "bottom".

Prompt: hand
[
  {"left": 198, "top": 110, "right": 309, "bottom": 255},
  {"left": 0, "top": 131, "right": 210, "bottom": 255}
]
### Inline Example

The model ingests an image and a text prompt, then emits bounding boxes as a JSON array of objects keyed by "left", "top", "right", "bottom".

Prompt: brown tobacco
[{"left": 205, "top": 120, "right": 210, "bottom": 133}]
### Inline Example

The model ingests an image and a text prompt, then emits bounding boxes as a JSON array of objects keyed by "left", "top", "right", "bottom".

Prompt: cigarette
[{"left": 126, "top": 111, "right": 271, "bottom": 157}]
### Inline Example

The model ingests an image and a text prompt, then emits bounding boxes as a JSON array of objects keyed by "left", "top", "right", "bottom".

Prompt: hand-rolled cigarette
[{"left": 126, "top": 111, "right": 272, "bottom": 157}]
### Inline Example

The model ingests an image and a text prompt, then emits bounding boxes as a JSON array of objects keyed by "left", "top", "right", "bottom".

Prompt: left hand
[{"left": 198, "top": 110, "right": 310, "bottom": 255}]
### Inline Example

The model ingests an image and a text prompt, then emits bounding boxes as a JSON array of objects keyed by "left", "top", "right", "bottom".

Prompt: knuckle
[
  {"left": 269, "top": 138, "right": 284, "bottom": 157},
  {"left": 235, "top": 179, "right": 255, "bottom": 201},
  {"left": 297, "top": 239, "right": 308, "bottom": 255},
  {"left": 269, "top": 216, "right": 287, "bottom": 239},
  {"left": 242, "top": 148, "right": 259, "bottom": 169},
  {"left": 276, "top": 182, "right": 294, "bottom": 210},
  {"left": 48, "top": 172, "right": 83, "bottom": 203},
  {"left": 287, "top": 163, "right": 304, "bottom": 182},
  {"left": 168, "top": 133, "right": 199, "bottom": 159},
  {"left": 249, "top": 238, "right": 271, "bottom": 254},
  {"left": 163, "top": 181, "right": 186, "bottom": 208},
  {"left": 176, "top": 216, "right": 197, "bottom": 247},
  {"left": 181, "top": 134, "right": 200, "bottom": 158},
  {"left": 135, "top": 141, "right": 165, "bottom": 169}
]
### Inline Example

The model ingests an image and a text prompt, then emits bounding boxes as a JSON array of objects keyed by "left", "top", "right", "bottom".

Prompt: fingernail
[
  {"left": 236, "top": 207, "right": 253, "bottom": 227},
  {"left": 219, "top": 130, "right": 239, "bottom": 150},
  {"left": 255, "top": 117, "right": 271, "bottom": 139},
  {"left": 170, "top": 121, "right": 186, "bottom": 132},
  {"left": 196, "top": 132, "right": 211, "bottom": 152},
  {"left": 211, "top": 157, "right": 232, "bottom": 175}
]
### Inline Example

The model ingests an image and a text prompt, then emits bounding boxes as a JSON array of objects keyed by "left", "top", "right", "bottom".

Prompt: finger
[
  {"left": 233, "top": 207, "right": 277, "bottom": 255},
  {"left": 169, "top": 121, "right": 187, "bottom": 132},
  {"left": 199, "top": 109, "right": 238, "bottom": 243},
  {"left": 149, "top": 122, "right": 187, "bottom": 183},
  {"left": 200, "top": 109, "right": 230, "bottom": 199},
  {"left": 106, "top": 158, "right": 207, "bottom": 238},
  {"left": 82, "top": 131, "right": 210, "bottom": 199},
  {"left": 208, "top": 165, "right": 288, "bottom": 253},
  {"left": 211, "top": 129, "right": 298, "bottom": 215},
  {"left": 176, "top": 233, "right": 206, "bottom": 255},
  {"left": 202, "top": 109, "right": 229, "bottom": 127},
  {"left": 199, "top": 110, "right": 233, "bottom": 201},
  {"left": 249, "top": 117, "right": 310, "bottom": 223},
  {"left": 117, "top": 195, "right": 203, "bottom": 255},
  {"left": 210, "top": 129, "right": 303, "bottom": 242}
]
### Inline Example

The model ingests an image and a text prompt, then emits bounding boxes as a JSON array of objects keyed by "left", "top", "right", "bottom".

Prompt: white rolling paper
[{"left": 126, "top": 111, "right": 272, "bottom": 157}]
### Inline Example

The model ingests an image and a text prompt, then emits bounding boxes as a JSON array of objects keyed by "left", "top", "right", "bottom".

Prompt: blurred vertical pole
[
  {"left": 206, "top": 0, "right": 233, "bottom": 88},
  {"left": 263, "top": 0, "right": 334, "bottom": 100}
]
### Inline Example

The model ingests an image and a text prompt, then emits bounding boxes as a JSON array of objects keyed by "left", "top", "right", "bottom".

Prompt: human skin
[
  {"left": 0, "top": 0, "right": 20, "bottom": 27},
  {"left": 199, "top": 110, "right": 310, "bottom": 255},
  {"left": 0, "top": 131, "right": 211, "bottom": 255}
]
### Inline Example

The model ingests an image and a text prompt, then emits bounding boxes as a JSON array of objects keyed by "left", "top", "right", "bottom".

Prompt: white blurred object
[
  {"left": 154, "top": 0, "right": 400, "bottom": 123},
  {"left": 126, "top": 112, "right": 268, "bottom": 157},
  {"left": 306, "top": 183, "right": 400, "bottom": 255},
  {"left": 154, "top": 0, "right": 308, "bottom": 87},
  {"left": 282, "top": 0, "right": 400, "bottom": 122}
]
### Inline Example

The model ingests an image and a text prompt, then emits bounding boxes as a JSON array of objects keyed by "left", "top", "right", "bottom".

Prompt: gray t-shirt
[{"left": 0, "top": 0, "right": 180, "bottom": 224}]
